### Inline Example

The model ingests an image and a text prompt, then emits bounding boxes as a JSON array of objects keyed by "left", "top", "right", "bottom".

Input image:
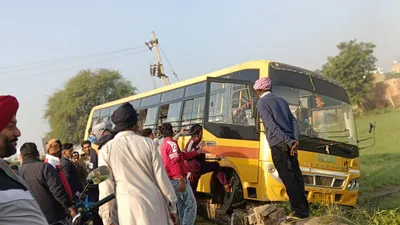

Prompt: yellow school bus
[{"left": 85, "top": 60, "right": 361, "bottom": 210}]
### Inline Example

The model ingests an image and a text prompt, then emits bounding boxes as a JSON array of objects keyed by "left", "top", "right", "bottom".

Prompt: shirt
[{"left": 160, "top": 137, "right": 198, "bottom": 179}]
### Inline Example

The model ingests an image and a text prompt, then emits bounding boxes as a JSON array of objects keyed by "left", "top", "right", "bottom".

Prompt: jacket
[
  {"left": 257, "top": 93, "right": 300, "bottom": 147},
  {"left": 61, "top": 157, "right": 83, "bottom": 199},
  {"left": 184, "top": 138, "right": 207, "bottom": 174},
  {"left": 160, "top": 137, "right": 198, "bottom": 179},
  {"left": 0, "top": 158, "right": 47, "bottom": 225},
  {"left": 19, "top": 158, "right": 73, "bottom": 224},
  {"left": 155, "top": 132, "right": 181, "bottom": 153},
  {"left": 45, "top": 154, "right": 74, "bottom": 200}
]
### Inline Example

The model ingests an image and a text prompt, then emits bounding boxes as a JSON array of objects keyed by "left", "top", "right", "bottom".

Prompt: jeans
[{"left": 170, "top": 179, "right": 197, "bottom": 225}]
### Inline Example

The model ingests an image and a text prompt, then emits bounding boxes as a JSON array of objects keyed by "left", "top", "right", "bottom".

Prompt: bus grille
[{"left": 303, "top": 175, "right": 345, "bottom": 188}]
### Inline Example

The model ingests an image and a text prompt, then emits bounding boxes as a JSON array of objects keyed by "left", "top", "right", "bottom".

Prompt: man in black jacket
[
  {"left": 19, "top": 142, "right": 77, "bottom": 225},
  {"left": 61, "top": 143, "right": 83, "bottom": 200}
]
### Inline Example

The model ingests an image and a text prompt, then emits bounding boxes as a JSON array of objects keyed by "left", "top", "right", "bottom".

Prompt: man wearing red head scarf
[{"left": 0, "top": 95, "right": 48, "bottom": 225}]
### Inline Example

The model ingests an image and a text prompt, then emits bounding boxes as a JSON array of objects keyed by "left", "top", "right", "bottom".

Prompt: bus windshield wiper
[{"left": 313, "top": 141, "right": 354, "bottom": 155}]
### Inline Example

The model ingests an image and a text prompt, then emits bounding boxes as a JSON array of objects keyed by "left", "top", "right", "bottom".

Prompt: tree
[
  {"left": 321, "top": 40, "right": 377, "bottom": 109},
  {"left": 44, "top": 69, "right": 137, "bottom": 144}
]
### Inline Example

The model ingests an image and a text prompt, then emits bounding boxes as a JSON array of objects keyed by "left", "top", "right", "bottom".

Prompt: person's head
[
  {"left": 140, "top": 128, "right": 154, "bottom": 140},
  {"left": 71, "top": 151, "right": 80, "bottom": 164},
  {"left": 253, "top": 77, "right": 272, "bottom": 97},
  {"left": 88, "top": 127, "right": 93, "bottom": 136},
  {"left": 111, "top": 103, "right": 138, "bottom": 133},
  {"left": 159, "top": 123, "right": 173, "bottom": 138},
  {"left": 10, "top": 165, "right": 19, "bottom": 173},
  {"left": 20, "top": 142, "right": 40, "bottom": 163},
  {"left": 46, "top": 139, "right": 62, "bottom": 158},
  {"left": 81, "top": 140, "right": 91, "bottom": 155},
  {"left": 62, "top": 143, "right": 74, "bottom": 159},
  {"left": 92, "top": 121, "right": 113, "bottom": 140},
  {"left": 0, "top": 96, "right": 21, "bottom": 158},
  {"left": 189, "top": 124, "right": 203, "bottom": 141}
]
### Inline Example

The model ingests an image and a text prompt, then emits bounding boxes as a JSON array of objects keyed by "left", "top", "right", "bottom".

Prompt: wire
[
  {"left": 159, "top": 44, "right": 179, "bottom": 81},
  {"left": 0, "top": 45, "right": 147, "bottom": 73},
  {"left": 8, "top": 48, "right": 148, "bottom": 81}
]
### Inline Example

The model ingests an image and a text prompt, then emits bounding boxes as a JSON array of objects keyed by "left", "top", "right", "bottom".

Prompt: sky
[{"left": 0, "top": 0, "right": 399, "bottom": 154}]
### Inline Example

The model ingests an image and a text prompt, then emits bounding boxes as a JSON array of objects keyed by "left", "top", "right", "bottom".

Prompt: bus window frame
[{"left": 204, "top": 77, "right": 259, "bottom": 141}]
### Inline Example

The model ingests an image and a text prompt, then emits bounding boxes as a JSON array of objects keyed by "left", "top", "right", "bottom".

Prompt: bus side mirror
[
  {"left": 358, "top": 121, "right": 376, "bottom": 150},
  {"left": 368, "top": 122, "right": 374, "bottom": 133}
]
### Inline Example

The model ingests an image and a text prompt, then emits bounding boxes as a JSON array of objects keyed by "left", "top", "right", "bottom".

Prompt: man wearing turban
[
  {"left": 98, "top": 103, "right": 178, "bottom": 225},
  {"left": 253, "top": 78, "right": 310, "bottom": 220},
  {"left": 0, "top": 95, "right": 48, "bottom": 225}
]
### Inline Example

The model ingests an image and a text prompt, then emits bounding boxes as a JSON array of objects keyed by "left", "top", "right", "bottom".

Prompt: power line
[
  {"left": 8, "top": 48, "right": 148, "bottom": 81},
  {"left": 159, "top": 44, "right": 179, "bottom": 81},
  {"left": 0, "top": 45, "right": 147, "bottom": 72}
]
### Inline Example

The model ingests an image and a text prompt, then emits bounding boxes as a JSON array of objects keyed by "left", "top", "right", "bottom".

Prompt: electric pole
[{"left": 146, "top": 31, "right": 169, "bottom": 86}]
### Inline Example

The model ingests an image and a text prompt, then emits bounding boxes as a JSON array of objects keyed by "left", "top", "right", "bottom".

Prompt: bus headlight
[{"left": 347, "top": 179, "right": 360, "bottom": 190}]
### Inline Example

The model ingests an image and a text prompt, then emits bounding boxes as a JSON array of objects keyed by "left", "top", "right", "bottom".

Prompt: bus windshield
[{"left": 273, "top": 86, "right": 357, "bottom": 145}]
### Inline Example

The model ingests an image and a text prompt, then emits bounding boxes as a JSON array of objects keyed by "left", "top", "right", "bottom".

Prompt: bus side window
[
  {"left": 182, "top": 96, "right": 205, "bottom": 129},
  {"left": 138, "top": 109, "right": 147, "bottom": 130},
  {"left": 144, "top": 106, "right": 158, "bottom": 130},
  {"left": 166, "top": 102, "right": 182, "bottom": 131}
]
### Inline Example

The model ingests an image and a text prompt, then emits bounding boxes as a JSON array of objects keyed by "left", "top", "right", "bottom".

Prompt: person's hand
[
  {"left": 198, "top": 140, "right": 205, "bottom": 151},
  {"left": 180, "top": 128, "right": 185, "bottom": 135},
  {"left": 170, "top": 213, "right": 179, "bottom": 225},
  {"left": 290, "top": 140, "right": 299, "bottom": 156},
  {"left": 69, "top": 206, "right": 78, "bottom": 219},
  {"left": 178, "top": 178, "right": 186, "bottom": 192}
]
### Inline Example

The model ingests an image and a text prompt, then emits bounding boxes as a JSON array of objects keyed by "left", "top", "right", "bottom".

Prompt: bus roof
[{"left": 92, "top": 59, "right": 271, "bottom": 110}]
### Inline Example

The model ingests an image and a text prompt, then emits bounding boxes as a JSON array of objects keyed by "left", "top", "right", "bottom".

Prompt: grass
[{"left": 197, "top": 109, "right": 400, "bottom": 224}]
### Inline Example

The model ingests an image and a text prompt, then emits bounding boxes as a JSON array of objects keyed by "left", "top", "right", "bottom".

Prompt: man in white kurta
[{"left": 98, "top": 103, "right": 178, "bottom": 225}]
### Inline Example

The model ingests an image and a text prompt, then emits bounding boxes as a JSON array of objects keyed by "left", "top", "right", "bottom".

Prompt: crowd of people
[{"left": 0, "top": 77, "right": 309, "bottom": 225}]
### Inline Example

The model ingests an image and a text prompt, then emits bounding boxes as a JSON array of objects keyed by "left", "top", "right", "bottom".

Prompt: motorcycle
[{"left": 72, "top": 166, "right": 115, "bottom": 225}]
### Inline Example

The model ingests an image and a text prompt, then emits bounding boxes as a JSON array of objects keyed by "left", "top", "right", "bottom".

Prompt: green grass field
[
  {"left": 356, "top": 109, "right": 400, "bottom": 209},
  {"left": 197, "top": 110, "right": 400, "bottom": 224}
]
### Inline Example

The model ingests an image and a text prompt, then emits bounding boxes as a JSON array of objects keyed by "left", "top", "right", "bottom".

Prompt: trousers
[
  {"left": 189, "top": 162, "right": 228, "bottom": 195},
  {"left": 271, "top": 142, "right": 309, "bottom": 218},
  {"left": 170, "top": 179, "right": 197, "bottom": 225}
]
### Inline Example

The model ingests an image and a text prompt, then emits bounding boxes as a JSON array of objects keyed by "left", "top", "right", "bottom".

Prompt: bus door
[{"left": 203, "top": 77, "right": 260, "bottom": 183}]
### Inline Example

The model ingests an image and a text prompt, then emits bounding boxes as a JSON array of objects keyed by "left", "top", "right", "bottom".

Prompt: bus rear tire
[{"left": 222, "top": 170, "right": 244, "bottom": 214}]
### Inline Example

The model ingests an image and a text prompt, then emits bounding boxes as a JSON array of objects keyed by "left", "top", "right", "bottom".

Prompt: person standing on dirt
[
  {"left": 159, "top": 122, "right": 199, "bottom": 225},
  {"left": 254, "top": 77, "right": 309, "bottom": 219}
]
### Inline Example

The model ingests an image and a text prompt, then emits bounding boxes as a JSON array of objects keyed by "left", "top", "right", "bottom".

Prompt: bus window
[
  {"left": 182, "top": 96, "right": 205, "bottom": 128},
  {"left": 144, "top": 106, "right": 158, "bottom": 129},
  {"left": 129, "top": 99, "right": 141, "bottom": 109},
  {"left": 92, "top": 109, "right": 101, "bottom": 118},
  {"left": 99, "top": 107, "right": 111, "bottom": 118},
  {"left": 141, "top": 94, "right": 161, "bottom": 108},
  {"left": 162, "top": 88, "right": 184, "bottom": 103},
  {"left": 158, "top": 105, "right": 169, "bottom": 124},
  {"left": 166, "top": 102, "right": 182, "bottom": 128},
  {"left": 185, "top": 82, "right": 206, "bottom": 97},
  {"left": 207, "top": 81, "right": 254, "bottom": 126},
  {"left": 223, "top": 69, "right": 260, "bottom": 83},
  {"left": 138, "top": 110, "right": 147, "bottom": 130},
  {"left": 110, "top": 104, "right": 121, "bottom": 115}
]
